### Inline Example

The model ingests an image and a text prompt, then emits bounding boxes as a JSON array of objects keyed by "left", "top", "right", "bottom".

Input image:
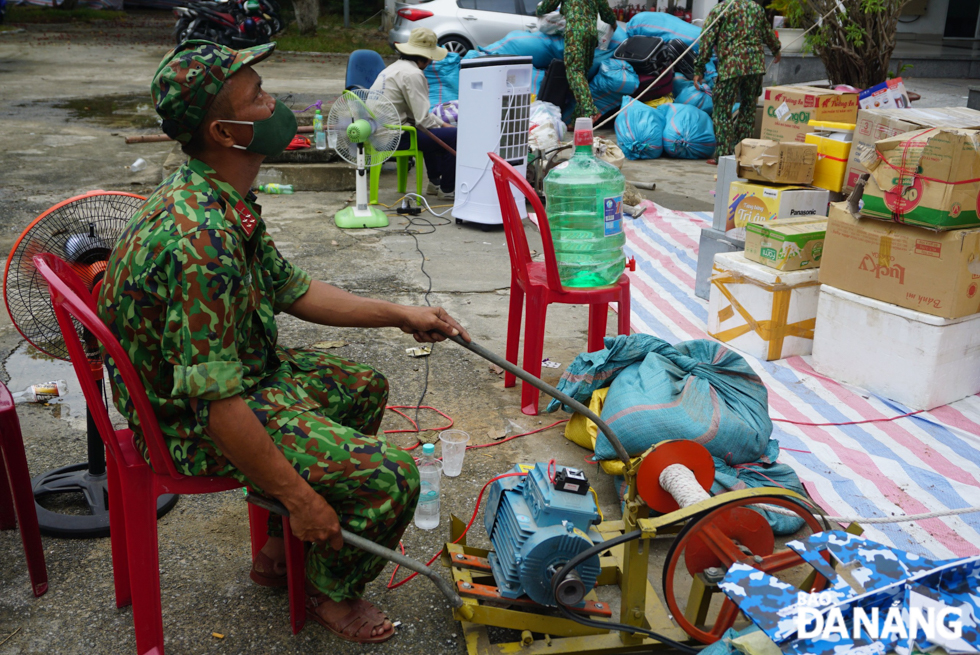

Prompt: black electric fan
[{"left": 3, "top": 191, "right": 178, "bottom": 538}]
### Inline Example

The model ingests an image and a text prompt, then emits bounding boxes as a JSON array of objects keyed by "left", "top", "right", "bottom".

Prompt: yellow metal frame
[{"left": 446, "top": 465, "right": 817, "bottom": 655}]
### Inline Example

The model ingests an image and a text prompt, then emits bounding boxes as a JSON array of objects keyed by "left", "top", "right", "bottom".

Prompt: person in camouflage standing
[
  {"left": 98, "top": 40, "right": 470, "bottom": 644},
  {"left": 536, "top": 0, "right": 618, "bottom": 121},
  {"left": 693, "top": 0, "right": 781, "bottom": 163}
]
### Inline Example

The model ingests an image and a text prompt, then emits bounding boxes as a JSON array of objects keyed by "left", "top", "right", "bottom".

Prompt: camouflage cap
[{"left": 152, "top": 39, "right": 276, "bottom": 144}]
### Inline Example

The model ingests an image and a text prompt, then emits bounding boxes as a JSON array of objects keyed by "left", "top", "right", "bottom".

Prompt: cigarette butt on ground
[{"left": 212, "top": 632, "right": 225, "bottom": 639}]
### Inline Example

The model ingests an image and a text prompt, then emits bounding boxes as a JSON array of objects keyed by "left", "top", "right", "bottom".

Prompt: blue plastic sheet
[
  {"left": 531, "top": 67, "right": 546, "bottom": 97},
  {"left": 660, "top": 102, "right": 716, "bottom": 159},
  {"left": 423, "top": 52, "right": 461, "bottom": 106},
  {"left": 672, "top": 74, "right": 713, "bottom": 115},
  {"left": 614, "top": 96, "right": 665, "bottom": 160},
  {"left": 590, "top": 59, "right": 639, "bottom": 115},
  {"left": 626, "top": 12, "right": 702, "bottom": 54},
  {"left": 480, "top": 30, "right": 563, "bottom": 69}
]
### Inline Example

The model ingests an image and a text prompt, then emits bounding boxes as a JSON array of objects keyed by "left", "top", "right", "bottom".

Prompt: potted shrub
[
  {"left": 774, "top": 0, "right": 909, "bottom": 86},
  {"left": 769, "top": 0, "right": 807, "bottom": 53}
]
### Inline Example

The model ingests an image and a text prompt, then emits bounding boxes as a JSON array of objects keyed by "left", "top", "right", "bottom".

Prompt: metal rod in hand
[
  {"left": 416, "top": 124, "right": 457, "bottom": 156},
  {"left": 245, "top": 493, "right": 464, "bottom": 609},
  {"left": 445, "top": 334, "right": 632, "bottom": 466}
]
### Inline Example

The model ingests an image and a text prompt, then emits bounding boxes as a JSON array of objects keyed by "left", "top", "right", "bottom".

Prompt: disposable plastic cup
[{"left": 439, "top": 430, "right": 470, "bottom": 477}]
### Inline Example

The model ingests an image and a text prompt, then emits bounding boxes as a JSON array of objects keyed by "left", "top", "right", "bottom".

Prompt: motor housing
[{"left": 484, "top": 463, "right": 602, "bottom": 606}]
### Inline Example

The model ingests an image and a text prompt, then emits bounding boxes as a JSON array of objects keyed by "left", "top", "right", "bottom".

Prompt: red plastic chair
[
  {"left": 33, "top": 253, "right": 306, "bottom": 654},
  {"left": 0, "top": 381, "right": 48, "bottom": 597},
  {"left": 489, "top": 153, "right": 633, "bottom": 415}
]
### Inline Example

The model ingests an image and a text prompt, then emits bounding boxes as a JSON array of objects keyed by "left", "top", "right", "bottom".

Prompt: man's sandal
[
  {"left": 249, "top": 551, "right": 288, "bottom": 588},
  {"left": 306, "top": 592, "right": 396, "bottom": 644}
]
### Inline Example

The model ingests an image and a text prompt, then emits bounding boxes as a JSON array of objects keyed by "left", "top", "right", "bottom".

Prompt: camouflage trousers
[
  {"left": 208, "top": 349, "right": 420, "bottom": 602},
  {"left": 565, "top": 33, "right": 597, "bottom": 120},
  {"left": 713, "top": 74, "right": 763, "bottom": 157}
]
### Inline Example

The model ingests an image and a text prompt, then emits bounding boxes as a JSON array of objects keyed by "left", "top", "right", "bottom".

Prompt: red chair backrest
[
  {"left": 488, "top": 153, "right": 565, "bottom": 293},
  {"left": 33, "top": 254, "right": 181, "bottom": 479}
]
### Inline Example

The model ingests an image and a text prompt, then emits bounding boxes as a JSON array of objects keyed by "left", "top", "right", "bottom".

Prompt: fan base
[
  {"left": 334, "top": 206, "right": 389, "bottom": 229},
  {"left": 32, "top": 463, "right": 178, "bottom": 538}
]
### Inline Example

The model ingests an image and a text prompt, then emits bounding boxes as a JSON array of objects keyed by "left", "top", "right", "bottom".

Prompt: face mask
[{"left": 219, "top": 99, "right": 297, "bottom": 157}]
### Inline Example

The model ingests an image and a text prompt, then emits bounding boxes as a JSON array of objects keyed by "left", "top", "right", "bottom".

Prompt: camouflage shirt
[
  {"left": 536, "top": 0, "right": 618, "bottom": 39},
  {"left": 98, "top": 158, "right": 311, "bottom": 468},
  {"left": 693, "top": 0, "right": 781, "bottom": 80}
]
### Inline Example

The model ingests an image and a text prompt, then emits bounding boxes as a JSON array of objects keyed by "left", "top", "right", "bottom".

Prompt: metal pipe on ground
[{"left": 245, "top": 493, "right": 468, "bottom": 613}]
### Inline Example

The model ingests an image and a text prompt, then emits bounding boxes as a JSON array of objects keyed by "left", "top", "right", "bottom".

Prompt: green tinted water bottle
[
  {"left": 258, "top": 183, "right": 293, "bottom": 194},
  {"left": 543, "top": 117, "right": 626, "bottom": 287}
]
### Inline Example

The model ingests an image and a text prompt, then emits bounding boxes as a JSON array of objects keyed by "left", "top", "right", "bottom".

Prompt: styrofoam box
[
  {"left": 708, "top": 252, "right": 821, "bottom": 361},
  {"left": 812, "top": 285, "right": 980, "bottom": 410}
]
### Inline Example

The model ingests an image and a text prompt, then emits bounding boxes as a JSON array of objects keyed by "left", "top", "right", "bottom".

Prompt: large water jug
[{"left": 543, "top": 117, "right": 626, "bottom": 287}]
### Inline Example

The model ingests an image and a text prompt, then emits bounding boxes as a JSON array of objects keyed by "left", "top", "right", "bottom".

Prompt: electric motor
[{"left": 484, "top": 463, "right": 603, "bottom": 607}]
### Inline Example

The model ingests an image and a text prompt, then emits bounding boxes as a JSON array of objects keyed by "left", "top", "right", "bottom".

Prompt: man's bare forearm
[
  {"left": 207, "top": 395, "right": 315, "bottom": 511},
  {"left": 285, "top": 280, "right": 407, "bottom": 328}
]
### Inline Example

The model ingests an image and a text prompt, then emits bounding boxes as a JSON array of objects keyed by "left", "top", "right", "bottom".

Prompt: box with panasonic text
[
  {"left": 761, "top": 86, "right": 859, "bottom": 144},
  {"left": 819, "top": 196, "right": 980, "bottom": 319},
  {"left": 726, "top": 181, "right": 829, "bottom": 240}
]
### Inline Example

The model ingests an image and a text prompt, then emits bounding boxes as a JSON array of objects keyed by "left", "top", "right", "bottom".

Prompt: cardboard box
[
  {"left": 708, "top": 251, "right": 821, "bottom": 360},
  {"left": 745, "top": 218, "right": 828, "bottom": 270},
  {"left": 726, "top": 181, "right": 830, "bottom": 239},
  {"left": 819, "top": 197, "right": 980, "bottom": 319},
  {"left": 761, "top": 86, "right": 859, "bottom": 144},
  {"left": 804, "top": 122, "right": 854, "bottom": 193},
  {"left": 735, "top": 139, "right": 817, "bottom": 184},
  {"left": 858, "top": 78, "right": 911, "bottom": 111},
  {"left": 863, "top": 127, "right": 980, "bottom": 231},
  {"left": 844, "top": 106, "right": 980, "bottom": 193}
]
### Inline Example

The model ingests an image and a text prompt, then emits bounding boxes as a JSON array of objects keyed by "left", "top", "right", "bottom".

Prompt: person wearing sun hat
[
  {"left": 371, "top": 27, "right": 458, "bottom": 199},
  {"left": 98, "top": 39, "right": 470, "bottom": 645}
]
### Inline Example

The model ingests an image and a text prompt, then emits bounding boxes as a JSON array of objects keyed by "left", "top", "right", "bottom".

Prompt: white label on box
[
  {"left": 775, "top": 102, "right": 790, "bottom": 120},
  {"left": 763, "top": 188, "right": 779, "bottom": 199}
]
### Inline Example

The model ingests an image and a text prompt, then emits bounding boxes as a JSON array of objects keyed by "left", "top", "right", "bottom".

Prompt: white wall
[{"left": 896, "top": 0, "right": 948, "bottom": 36}]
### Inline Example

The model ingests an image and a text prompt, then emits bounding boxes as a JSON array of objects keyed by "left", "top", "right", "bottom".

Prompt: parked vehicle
[
  {"left": 388, "top": 0, "right": 540, "bottom": 55},
  {"left": 173, "top": 0, "right": 282, "bottom": 48}
]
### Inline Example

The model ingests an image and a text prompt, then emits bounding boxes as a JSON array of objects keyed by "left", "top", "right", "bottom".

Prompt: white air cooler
[{"left": 453, "top": 55, "right": 532, "bottom": 225}]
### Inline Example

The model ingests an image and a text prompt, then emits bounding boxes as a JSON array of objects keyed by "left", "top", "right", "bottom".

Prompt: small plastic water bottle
[
  {"left": 313, "top": 109, "right": 326, "bottom": 151},
  {"left": 415, "top": 443, "right": 442, "bottom": 530},
  {"left": 258, "top": 183, "right": 294, "bottom": 194}
]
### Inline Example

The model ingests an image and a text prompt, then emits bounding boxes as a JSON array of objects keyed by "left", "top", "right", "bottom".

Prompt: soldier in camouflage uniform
[
  {"left": 693, "top": 0, "right": 781, "bottom": 161},
  {"left": 98, "top": 40, "right": 469, "bottom": 644},
  {"left": 536, "top": 0, "right": 618, "bottom": 121}
]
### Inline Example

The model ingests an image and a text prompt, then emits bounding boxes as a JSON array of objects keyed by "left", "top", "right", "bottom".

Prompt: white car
[{"left": 388, "top": 0, "right": 540, "bottom": 55}]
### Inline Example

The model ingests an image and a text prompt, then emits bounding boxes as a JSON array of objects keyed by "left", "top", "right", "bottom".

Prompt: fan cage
[
  {"left": 4, "top": 192, "right": 145, "bottom": 362},
  {"left": 326, "top": 89, "right": 402, "bottom": 168}
]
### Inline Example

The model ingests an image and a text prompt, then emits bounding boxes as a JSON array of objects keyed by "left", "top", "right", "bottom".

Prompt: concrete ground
[{"left": 0, "top": 12, "right": 975, "bottom": 655}]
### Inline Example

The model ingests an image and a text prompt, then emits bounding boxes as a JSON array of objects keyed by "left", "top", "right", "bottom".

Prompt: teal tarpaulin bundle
[
  {"left": 546, "top": 334, "right": 772, "bottom": 463},
  {"left": 548, "top": 334, "right": 805, "bottom": 534}
]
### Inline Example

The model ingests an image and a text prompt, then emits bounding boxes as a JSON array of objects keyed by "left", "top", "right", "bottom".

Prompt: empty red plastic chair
[
  {"left": 34, "top": 253, "right": 306, "bottom": 654},
  {"left": 489, "top": 152, "right": 632, "bottom": 415},
  {"left": 0, "top": 381, "right": 48, "bottom": 597}
]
